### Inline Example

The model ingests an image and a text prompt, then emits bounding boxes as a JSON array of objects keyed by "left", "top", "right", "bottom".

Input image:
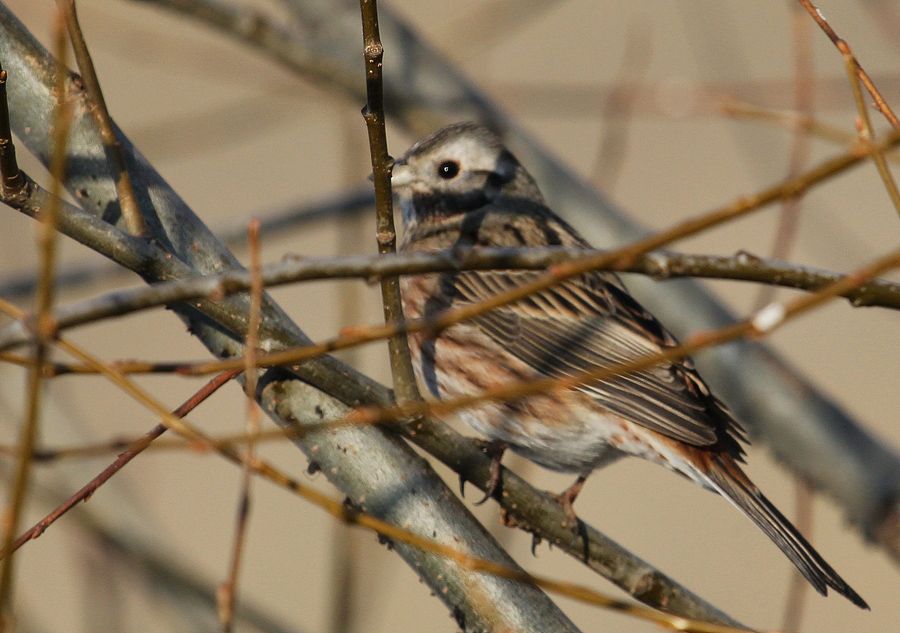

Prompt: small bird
[{"left": 392, "top": 121, "right": 867, "bottom": 608}]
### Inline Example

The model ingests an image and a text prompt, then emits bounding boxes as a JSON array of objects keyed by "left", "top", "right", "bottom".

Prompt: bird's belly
[{"left": 407, "top": 321, "right": 638, "bottom": 474}]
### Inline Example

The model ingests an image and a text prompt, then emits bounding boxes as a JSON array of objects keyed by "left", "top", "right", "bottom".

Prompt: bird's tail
[{"left": 704, "top": 455, "right": 868, "bottom": 609}]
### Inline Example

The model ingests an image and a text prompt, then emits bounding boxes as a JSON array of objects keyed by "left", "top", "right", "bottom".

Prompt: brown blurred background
[{"left": 0, "top": 1, "right": 897, "bottom": 632}]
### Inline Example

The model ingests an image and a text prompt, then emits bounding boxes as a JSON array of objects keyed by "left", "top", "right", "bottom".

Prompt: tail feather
[{"left": 705, "top": 456, "right": 868, "bottom": 609}]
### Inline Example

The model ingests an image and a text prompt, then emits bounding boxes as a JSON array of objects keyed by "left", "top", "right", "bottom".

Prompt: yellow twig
[
  {"left": 219, "top": 219, "right": 263, "bottom": 632},
  {"left": 0, "top": 12, "right": 71, "bottom": 624}
]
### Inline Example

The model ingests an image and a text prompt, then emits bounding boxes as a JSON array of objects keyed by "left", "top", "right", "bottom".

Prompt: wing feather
[{"left": 452, "top": 269, "right": 743, "bottom": 448}]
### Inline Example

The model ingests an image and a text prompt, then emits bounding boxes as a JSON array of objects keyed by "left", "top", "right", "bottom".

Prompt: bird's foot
[
  {"left": 469, "top": 440, "right": 507, "bottom": 505},
  {"left": 554, "top": 475, "right": 586, "bottom": 527}
]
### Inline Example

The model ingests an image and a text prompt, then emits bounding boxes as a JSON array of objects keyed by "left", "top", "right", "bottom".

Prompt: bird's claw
[
  {"left": 473, "top": 440, "right": 506, "bottom": 505},
  {"left": 554, "top": 475, "right": 586, "bottom": 527}
]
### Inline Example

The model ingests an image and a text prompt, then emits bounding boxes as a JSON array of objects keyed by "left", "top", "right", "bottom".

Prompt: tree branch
[
  {"left": 358, "top": 0, "right": 421, "bottom": 405},
  {"left": 1, "top": 247, "right": 898, "bottom": 353}
]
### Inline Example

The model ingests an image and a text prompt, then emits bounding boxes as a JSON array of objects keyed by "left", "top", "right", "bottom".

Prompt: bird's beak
[{"left": 390, "top": 158, "right": 414, "bottom": 189}]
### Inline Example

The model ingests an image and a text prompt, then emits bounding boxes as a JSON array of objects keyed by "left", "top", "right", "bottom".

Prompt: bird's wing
[{"left": 449, "top": 269, "right": 745, "bottom": 448}]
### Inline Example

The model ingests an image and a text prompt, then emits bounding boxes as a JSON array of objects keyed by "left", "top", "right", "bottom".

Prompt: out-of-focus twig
[
  {"left": 591, "top": 17, "right": 652, "bottom": 190},
  {"left": 219, "top": 221, "right": 264, "bottom": 633},
  {"left": 754, "top": 4, "right": 814, "bottom": 312},
  {"left": 781, "top": 480, "right": 814, "bottom": 632},
  {"left": 769, "top": 10, "right": 814, "bottom": 626},
  {"left": 0, "top": 13, "right": 71, "bottom": 625},
  {"left": 434, "top": 0, "right": 563, "bottom": 58}
]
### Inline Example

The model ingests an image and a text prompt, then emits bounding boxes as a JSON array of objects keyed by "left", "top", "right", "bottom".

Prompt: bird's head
[{"left": 391, "top": 122, "right": 543, "bottom": 226}]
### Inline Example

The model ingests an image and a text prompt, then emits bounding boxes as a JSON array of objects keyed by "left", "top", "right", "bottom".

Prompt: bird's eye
[{"left": 437, "top": 160, "right": 460, "bottom": 179}]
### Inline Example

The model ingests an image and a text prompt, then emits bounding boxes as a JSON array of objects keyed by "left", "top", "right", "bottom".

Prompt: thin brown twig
[
  {"left": 781, "top": 480, "right": 813, "bottom": 632},
  {"left": 2, "top": 245, "right": 898, "bottom": 359},
  {"left": 753, "top": 5, "right": 814, "bottom": 312},
  {"left": 55, "top": 0, "right": 146, "bottom": 236},
  {"left": 359, "top": 0, "right": 421, "bottom": 407},
  {"left": 219, "top": 220, "right": 263, "bottom": 632},
  {"left": 769, "top": 9, "right": 814, "bottom": 626},
  {"left": 0, "top": 425, "right": 349, "bottom": 462},
  {"left": 798, "top": 0, "right": 900, "bottom": 129},
  {"left": 3, "top": 369, "right": 239, "bottom": 556},
  {"left": 0, "top": 13, "right": 70, "bottom": 625},
  {"left": 841, "top": 45, "right": 900, "bottom": 217},
  {"left": 720, "top": 99, "right": 896, "bottom": 153}
]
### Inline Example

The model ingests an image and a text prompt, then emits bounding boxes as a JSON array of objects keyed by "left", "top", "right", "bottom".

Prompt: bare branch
[
  {"left": 2, "top": 247, "right": 897, "bottom": 355},
  {"left": 219, "top": 221, "right": 264, "bottom": 633},
  {"left": 799, "top": 0, "right": 900, "bottom": 128},
  {"left": 358, "top": 0, "right": 421, "bottom": 405},
  {"left": 840, "top": 44, "right": 900, "bottom": 217},
  {"left": 0, "top": 12, "right": 71, "bottom": 624}
]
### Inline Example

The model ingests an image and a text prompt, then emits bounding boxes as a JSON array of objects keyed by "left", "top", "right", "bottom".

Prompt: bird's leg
[
  {"left": 555, "top": 475, "right": 587, "bottom": 525},
  {"left": 468, "top": 440, "right": 507, "bottom": 505}
]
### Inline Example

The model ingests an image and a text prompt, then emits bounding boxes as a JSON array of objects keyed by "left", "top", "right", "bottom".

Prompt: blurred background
[{"left": 0, "top": 1, "right": 897, "bottom": 632}]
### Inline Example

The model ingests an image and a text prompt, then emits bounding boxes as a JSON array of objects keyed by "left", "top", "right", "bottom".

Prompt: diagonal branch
[{"left": 798, "top": 0, "right": 900, "bottom": 129}]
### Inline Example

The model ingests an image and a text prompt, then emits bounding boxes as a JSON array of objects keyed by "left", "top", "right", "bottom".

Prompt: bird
[{"left": 391, "top": 121, "right": 868, "bottom": 609}]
